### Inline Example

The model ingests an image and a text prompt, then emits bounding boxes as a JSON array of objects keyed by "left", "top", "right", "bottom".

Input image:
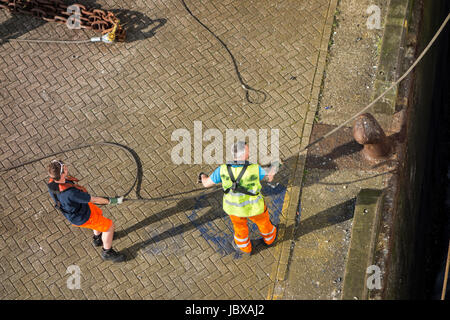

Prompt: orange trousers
[{"left": 229, "top": 206, "right": 276, "bottom": 253}]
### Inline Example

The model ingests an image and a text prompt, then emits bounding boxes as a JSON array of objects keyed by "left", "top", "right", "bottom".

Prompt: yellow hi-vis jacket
[{"left": 220, "top": 163, "right": 264, "bottom": 217}]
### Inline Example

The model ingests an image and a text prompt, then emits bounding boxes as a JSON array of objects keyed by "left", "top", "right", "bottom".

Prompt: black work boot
[
  {"left": 101, "top": 248, "right": 126, "bottom": 262},
  {"left": 92, "top": 233, "right": 103, "bottom": 247},
  {"left": 231, "top": 240, "right": 251, "bottom": 256}
]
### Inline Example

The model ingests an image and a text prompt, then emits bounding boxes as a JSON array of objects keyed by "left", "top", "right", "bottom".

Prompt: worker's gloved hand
[
  {"left": 109, "top": 196, "right": 124, "bottom": 205},
  {"left": 198, "top": 172, "right": 207, "bottom": 184}
]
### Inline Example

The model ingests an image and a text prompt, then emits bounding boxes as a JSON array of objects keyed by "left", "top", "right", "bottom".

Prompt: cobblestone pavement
[{"left": 0, "top": 0, "right": 334, "bottom": 299}]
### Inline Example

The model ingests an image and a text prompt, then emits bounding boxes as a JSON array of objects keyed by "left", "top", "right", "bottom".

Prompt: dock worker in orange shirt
[{"left": 47, "top": 160, "right": 126, "bottom": 263}]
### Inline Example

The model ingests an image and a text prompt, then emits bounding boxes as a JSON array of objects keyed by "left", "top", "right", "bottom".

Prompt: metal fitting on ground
[
  {"left": 90, "top": 32, "right": 114, "bottom": 44},
  {"left": 352, "top": 113, "right": 391, "bottom": 161}
]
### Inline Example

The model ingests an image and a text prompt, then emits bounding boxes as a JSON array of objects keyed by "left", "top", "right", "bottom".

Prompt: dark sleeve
[
  {"left": 68, "top": 188, "right": 91, "bottom": 204},
  {"left": 48, "top": 190, "right": 58, "bottom": 206}
]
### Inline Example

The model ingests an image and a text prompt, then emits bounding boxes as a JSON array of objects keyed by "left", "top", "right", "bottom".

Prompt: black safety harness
[{"left": 223, "top": 162, "right": 259, "bottom": 196}]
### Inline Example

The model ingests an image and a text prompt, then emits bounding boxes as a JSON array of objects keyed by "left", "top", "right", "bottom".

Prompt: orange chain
[{"left": 0, "top": 0, "right": 126, "bottom": 41}]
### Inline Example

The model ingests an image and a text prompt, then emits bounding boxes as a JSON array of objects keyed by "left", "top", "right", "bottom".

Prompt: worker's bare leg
[{"left": 101, "top": 222, "right": 115, "bottom": 250}]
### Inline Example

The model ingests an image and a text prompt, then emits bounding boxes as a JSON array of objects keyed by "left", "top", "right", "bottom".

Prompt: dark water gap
[{"left": 413, "top": 0, "right": 450, "bottom": 300}]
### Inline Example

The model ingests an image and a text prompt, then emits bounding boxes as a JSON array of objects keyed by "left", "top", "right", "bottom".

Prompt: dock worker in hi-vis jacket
[
  {"left": 47, "top": 160, "right": 126, "bottom": 263},
  {"left": 199, "top": 141, "right": 278, "bottom": 255}
]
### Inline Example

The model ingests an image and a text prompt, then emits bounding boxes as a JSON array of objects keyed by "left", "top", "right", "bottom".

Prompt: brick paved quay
[{"left": 0, "top": 0, "right": 336, "bottom": 299}]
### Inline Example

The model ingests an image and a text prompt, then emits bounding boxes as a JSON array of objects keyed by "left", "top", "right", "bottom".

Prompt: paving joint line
[{"left": 266, "top": 0, "right": 339, "bottom": 300}]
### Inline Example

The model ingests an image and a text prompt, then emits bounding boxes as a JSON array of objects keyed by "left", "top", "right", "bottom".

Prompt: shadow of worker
[
  {"left": 294, "top": 198, "right": 356, "bottom": 240},
  {"left": 117, "top": 188, "right": 224, "bottom": 261},
  {"left": 111, "top": 9, "right": 167, "bottom": 43},
  {"left": 0, "top": 12, "right": 47, "bottom": 45},
  {"left": 118, "top": 169, "right": 288, "bottom": 261}
]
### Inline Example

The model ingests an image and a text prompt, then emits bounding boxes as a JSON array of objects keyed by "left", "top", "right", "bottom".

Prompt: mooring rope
[{"left": 300, "top": 13, "right": 450, "bottom": 153}]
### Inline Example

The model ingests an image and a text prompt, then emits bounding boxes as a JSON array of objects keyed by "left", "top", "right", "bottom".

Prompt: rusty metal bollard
[{"left": 353, "top": 113, "right": 391, "bottom": 160}]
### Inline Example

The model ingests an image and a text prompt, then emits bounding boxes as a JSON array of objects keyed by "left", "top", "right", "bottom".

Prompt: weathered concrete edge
[
  {"left": 339, "top": 0, "right": 412, "bottom": 299},
  {"left": 266, "top": 0, "right": 339, "bottom": 300},
  {"left": 341, "top": 189, "right": 384, "bottom": 300},
  {"left": 372, "top": 0, "right": 411, "bottom": 115}
]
